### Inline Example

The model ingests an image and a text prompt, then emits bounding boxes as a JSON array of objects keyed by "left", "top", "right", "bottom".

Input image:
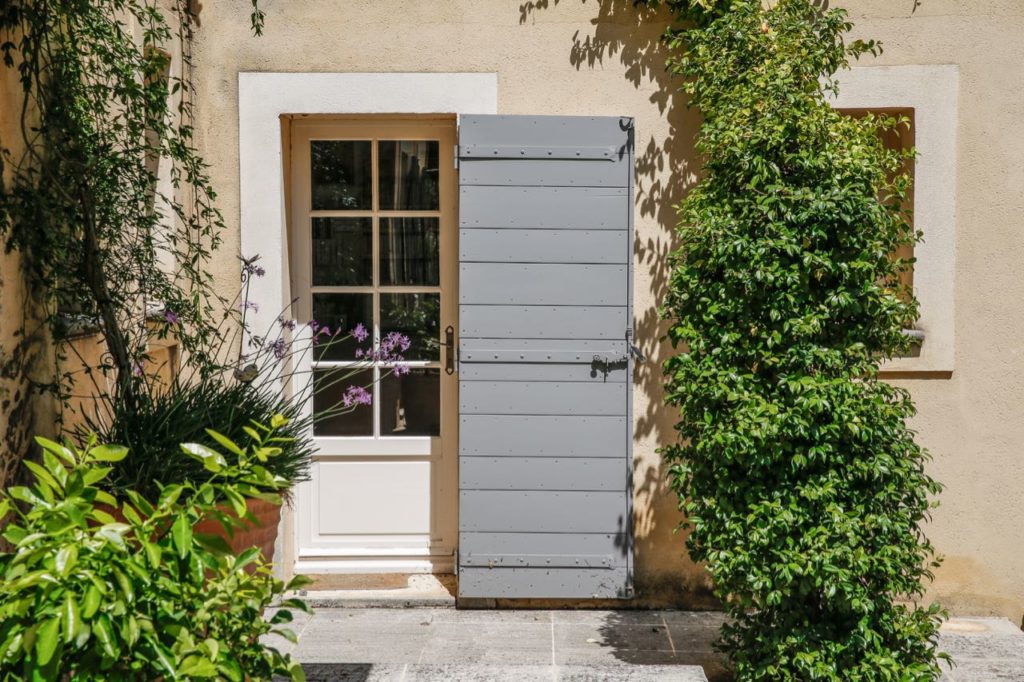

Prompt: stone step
[
  {"left": 295, "top": 663, "right": 708, "bottom": 681},
  {"left": 297, "top": 574, "right": 457, "bottom": 609}
]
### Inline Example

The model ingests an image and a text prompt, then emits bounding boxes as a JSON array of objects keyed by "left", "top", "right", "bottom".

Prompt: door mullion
[{"left": 372, "top": 135, "right": 381, "bottom": 438}]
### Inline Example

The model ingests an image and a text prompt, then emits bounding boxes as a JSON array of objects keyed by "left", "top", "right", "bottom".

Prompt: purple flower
[
  {"left": 240, "top": 301, "right": 260, "bottom": 313},
  {"left": 353, "top": 323, "right": 369, "bottom": 343},
  {"left": 132, "top": 360, "right": 144, "bottom": 377},
  {"left": 354, "top": 348, "right": 364, "bottom": 358},
  {"left": 241, "top": 257, "right": 265, "bottom": 278},
  {"left": 278, "top": 316, "right": 297, "bottom": 331},
  {"left": 353, "top": 330, "right": 411, "bottom": 364},
  {"left": 163, "top": 309, "right": 179, "bottom": 325},
  {"left": 383, "top": 331, "right": 412, "bottom": 354},
  {"left": 270, "top": 337, "right": 287, "bottom": 360},
  {"left": 394, "top": 363, "right": 411, "bottom": 376},
  {"left": 341, "top": 385, "right": 372, "bottom": 408}
]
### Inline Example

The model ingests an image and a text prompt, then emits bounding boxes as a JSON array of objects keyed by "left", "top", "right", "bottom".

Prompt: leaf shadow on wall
[{"left": 521, "top": 0, "right": 716, "bottom": 609}]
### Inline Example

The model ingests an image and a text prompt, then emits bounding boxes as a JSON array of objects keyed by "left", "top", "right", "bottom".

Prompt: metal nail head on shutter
[{"left": 457, "top": 115, "right": 635, "bottom": 599}]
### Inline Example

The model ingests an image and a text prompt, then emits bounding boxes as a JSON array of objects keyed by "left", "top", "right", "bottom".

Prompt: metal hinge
[{"left": 453, "top": 143, "right": 459, "bottom": 169}]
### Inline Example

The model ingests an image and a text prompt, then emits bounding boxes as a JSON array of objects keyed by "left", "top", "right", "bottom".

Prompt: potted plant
[{"left": 77, "top": 257, "right": 411, "bottom": 560}]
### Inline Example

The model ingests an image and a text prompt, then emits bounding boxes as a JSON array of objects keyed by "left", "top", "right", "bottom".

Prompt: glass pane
[
  {"left": 312, "top": 217, "right": 372, "bottom": 286},
  {"left": 379, "top": 218, "right": 440, "bottom": 286},
  {"left": 311, "top": 140, "right": 372, "bottom": 210},
  {"left": 380, "top": 369, "right": 440, "bottom": 437},
  {"left": 380, "top": 293, "right": 440, "bottom": 361},
  {"left": 378, "top": 140, "right": 440, "bottom": 210},
  {"left": 312, "top": 293, "right": 373, "bottom": 361},
  {"left": 313, "top": 368, "right": 374, "bottom": 436}
]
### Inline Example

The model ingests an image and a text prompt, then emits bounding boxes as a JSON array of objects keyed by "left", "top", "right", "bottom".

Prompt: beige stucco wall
[
  {"left": 186, "top": 0, "right": 1024, "bottom": 620},
  {"left": 0, "top": 51, "right": 53, "bottom": 490}
]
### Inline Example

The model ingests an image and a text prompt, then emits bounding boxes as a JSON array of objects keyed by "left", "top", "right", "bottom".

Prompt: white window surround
[
  {"left": 238, "top": 72, "right": 498, "bottom": 340},
  {"left": 829, "top": 65, "right": 960, "bottom": 373}
]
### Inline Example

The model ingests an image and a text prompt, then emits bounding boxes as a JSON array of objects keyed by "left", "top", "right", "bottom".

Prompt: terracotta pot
[{"left": 195, "top": 497, "right": 281, "bottom": 563}]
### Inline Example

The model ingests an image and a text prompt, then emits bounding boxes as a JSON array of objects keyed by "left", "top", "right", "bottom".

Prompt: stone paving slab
[
  {"left": 939, "top": 618, "right": 1024, "bottom": 682},
  {"left": 268, "top": 608, "right": 1024, "bottom": 682}
]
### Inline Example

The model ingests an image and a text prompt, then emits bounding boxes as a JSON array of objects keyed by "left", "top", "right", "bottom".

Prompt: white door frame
[{"left": 238, "top": 73, "right": 498, "bottom": 575}]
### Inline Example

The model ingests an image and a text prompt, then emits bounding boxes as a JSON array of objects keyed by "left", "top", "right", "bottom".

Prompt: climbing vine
[
  {"left": 648, "top": 0, "right": 947, "bottom": 678},
  {"left": 0, "top": 1, "right": 263, "bottom": 473}
]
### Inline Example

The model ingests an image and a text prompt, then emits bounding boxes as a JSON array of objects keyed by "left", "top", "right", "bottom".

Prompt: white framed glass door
[{"left": 288, "top": 116, "right": 458, "bottom": 573}]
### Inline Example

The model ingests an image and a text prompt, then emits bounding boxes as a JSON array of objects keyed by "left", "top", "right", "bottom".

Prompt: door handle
[{"left": 444, "top": 325, "right": 456, "bottom": 375}]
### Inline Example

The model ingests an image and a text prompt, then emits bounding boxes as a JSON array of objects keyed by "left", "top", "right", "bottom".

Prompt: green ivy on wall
[
  {"left": 647, "top": 0, "right": 947, "bottom": 678},
  {"left": 0, "top": 1, "right": 263, "bottom": 471}
]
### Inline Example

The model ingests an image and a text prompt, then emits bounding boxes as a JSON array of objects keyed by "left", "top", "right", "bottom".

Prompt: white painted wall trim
[
  {"left": 830, "top": 65, "right": 960, "bottom": 373},
  {"left": 238, "top": 72, "right": 498, "bottom": 575},
  {"left": 239, "top": 72, "right": 498, "bottom": 338}
]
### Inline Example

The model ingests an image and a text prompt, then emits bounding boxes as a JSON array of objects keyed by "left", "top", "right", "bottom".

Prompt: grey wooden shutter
[{"left": 457, "top": 115, "right": 635, "bottom": 599}]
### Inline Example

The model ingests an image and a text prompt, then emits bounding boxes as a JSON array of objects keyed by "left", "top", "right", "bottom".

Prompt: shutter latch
[{"left": 625, "top": 328, "right": 646, "bottom": 363}]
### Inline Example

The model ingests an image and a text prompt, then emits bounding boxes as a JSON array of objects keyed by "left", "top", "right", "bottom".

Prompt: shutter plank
[
  {"left": 460, "top": 187, "right": 628, "bottom": 229},
  {"left": 462, "top": 338, "right": 628, "bottom": 355},
  {"left": 458, "top": 115, "right": 631, "bottom": 151},
  {"left": 459, "top": 362, "right": 627, "bottom": 383},
  {"left": 460, "top": 263, "right": 626, "bottom": 306},
  {"left": 460, "top": 305, "right": 627, "bottom": 340},
  {"left": 460, "top": 415, "right": 627, "bottom": 457},
  {"left": 459, "top": 381, "right": 624, "bottom": 416},
  {"left": 460, "top": 229, "right": 627, "bottom": 264},
  {"left": 460, "top": 457, "right": 626, "bottom": 491},
  {"left": 460, "top": 159, "right": 627, "bottom": 188},
  {"left": 461, "top": 532, "right": 628, "bottom": 565},
  {"left": 460, "top": 491, "right": 626, "bottom": 533}
]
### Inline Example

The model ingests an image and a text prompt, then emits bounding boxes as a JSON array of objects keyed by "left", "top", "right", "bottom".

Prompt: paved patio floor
[{"left": 268, "top": 608, "right": 1024, "bottom": 681}]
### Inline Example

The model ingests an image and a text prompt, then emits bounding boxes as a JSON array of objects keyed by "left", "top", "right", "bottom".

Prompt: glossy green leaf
[
  {"left": 288, "top": 659, "right": 307, "bottom": 682},
  {"left": 180, "top": 443, "right": 226, "bottom": 473},
  {"left": 55, "top": 545, "right": 78, "bottom": 577},
  {"left": 93, "top": 614, "right": 118, "bottom": 659},
  {"left": 81, "top": 466, "right": 113, "bottom": 486},
  {"left": 34, "top": 616, "right": 61, "bottom": 665},
  {"left": 89, "top": 445, "right": 129, "bottom": 463},
  {"left": 81, "top": 585, "right": 102, "bottom": 620},
  {"left": 34, "top": 437, "right": 75, "bottom": 465},
  {"left": 23, "top": 461, "right": 61, "bottom": 493},
  {"left": 205, "top": 429, "right": 244, "bottom": 456},
  {"left": 231, "top": 547, "right": 261, "bottom": 572},
  {"left": 178, "top": 654, "right": 218, "bottom": 677},
  {"left": 62, "top": 593, "right": 82, "bottom": 644},
  {"left": 171, "top": 513, "right": 192, "bottom": 559}
]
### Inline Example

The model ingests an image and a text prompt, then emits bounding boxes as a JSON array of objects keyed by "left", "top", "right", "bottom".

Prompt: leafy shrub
[
  {"left": 656, "top": 0, "right": 946, "bottom": 678},
  {"left": 83, "top": 376, "right": 314, "bottom": 501},
  {"left": 0, "top": 419, "right": 310, "bottom": 681}
]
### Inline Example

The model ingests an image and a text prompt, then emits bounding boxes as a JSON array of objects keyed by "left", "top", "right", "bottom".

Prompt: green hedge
[{"left": 656, "top": 1, "right": 947, "bottom": 678}]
